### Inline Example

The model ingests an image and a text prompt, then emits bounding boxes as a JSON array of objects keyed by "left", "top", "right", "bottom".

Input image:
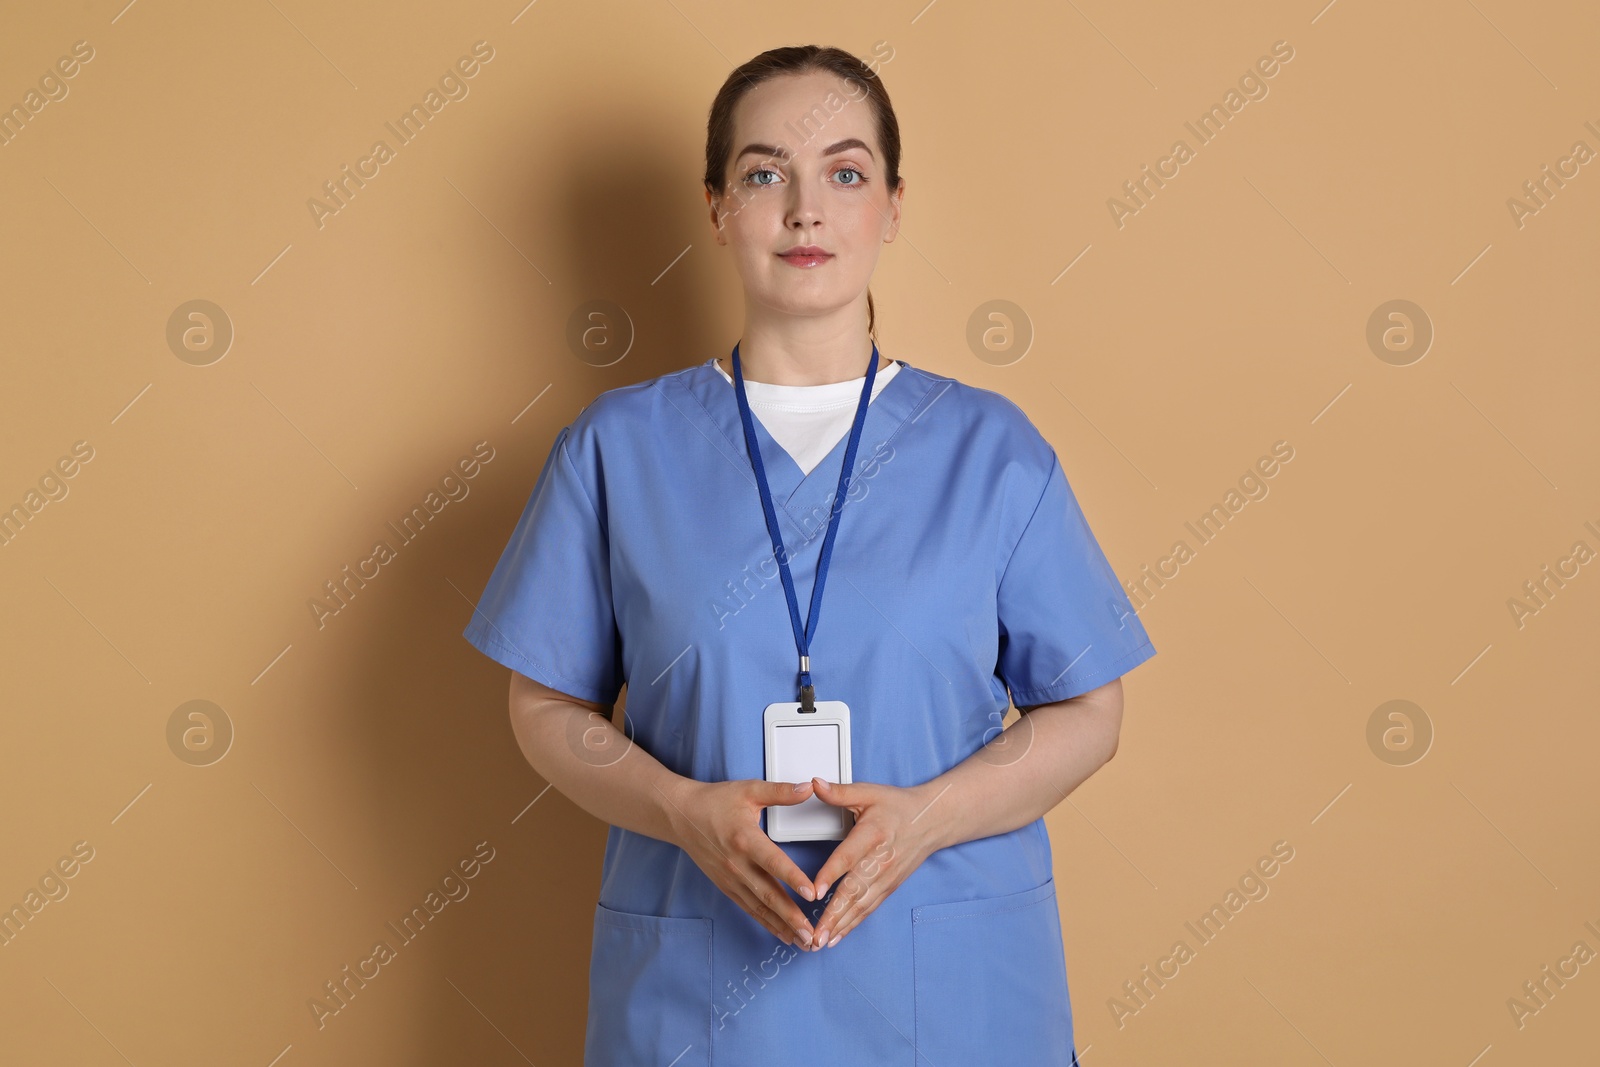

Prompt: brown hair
[{"left": 704, "top": 45, "right": 902, "bottom": 342}]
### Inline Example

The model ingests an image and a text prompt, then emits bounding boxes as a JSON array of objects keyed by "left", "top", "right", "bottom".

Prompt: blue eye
[{"left": 741, "top": 165, "right": 869, "bottom": 188}]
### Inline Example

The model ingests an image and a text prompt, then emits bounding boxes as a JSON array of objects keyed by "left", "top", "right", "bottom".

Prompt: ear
[
  {"left": 705, "top": 186, "right": 727, "bottom": 244},
  {"left": 883, "top": 177, "right": 906, "bottom": 244}
]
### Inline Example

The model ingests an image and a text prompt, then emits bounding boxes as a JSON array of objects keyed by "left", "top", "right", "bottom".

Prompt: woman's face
[{"left": 707, "top": 69, "right": 904, "bottom": 323}]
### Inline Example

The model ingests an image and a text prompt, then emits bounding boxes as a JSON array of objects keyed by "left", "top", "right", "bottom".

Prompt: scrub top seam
[
  {"left": 555, "top": 429, "right": 605, "bottom": 527},
  {"left": 668, "top": 362, "right": 948, "bottom": 532},
  {"left": 911, "top": 877, "right": 1056, "bottom": 925},
  {"left": 840, "top": 365, "right": 945, "bottom": 474},
  {"left": 463, "top": 620, "right": 619, "bottom": 706},
  {"left": 996, "top": 447, "right": 1062, "bottom": 591},
  {"left": 1008, "top": 639, "right": 1156, "bottom": 707},
  {"left": 711, "top": 356, "right": 905, "bottom": 410},
  {"left": 658, "top": 372, "right": 850, "bottom": 547},
  {"left": 655, "top": 375, "right": 763, "bottom": 492},
  {"left": 781, "top": 366, "right": 946, "bottom": 533}
]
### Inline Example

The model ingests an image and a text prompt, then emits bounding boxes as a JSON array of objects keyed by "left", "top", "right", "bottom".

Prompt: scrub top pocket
[
  {"left": 584, "top": 902, "right": 713, "bottom": 1067},
  {"left": 911, "top": 878, "right": 1076, "bottom": 1065}
]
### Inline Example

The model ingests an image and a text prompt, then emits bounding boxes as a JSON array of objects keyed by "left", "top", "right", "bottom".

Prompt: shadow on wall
[{"left": 326, "top": 117, "right": 713, "bottom": 1063}]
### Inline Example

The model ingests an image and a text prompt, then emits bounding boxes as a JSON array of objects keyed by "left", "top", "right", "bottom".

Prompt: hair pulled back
[{"left": 704, "top": 45, "right": 901, "bottom": 341}]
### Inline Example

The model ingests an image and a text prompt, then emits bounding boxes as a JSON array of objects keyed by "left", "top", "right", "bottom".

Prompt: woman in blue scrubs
[{"left": 464, "top": 44, "right": 1156, "bottom": 1066}]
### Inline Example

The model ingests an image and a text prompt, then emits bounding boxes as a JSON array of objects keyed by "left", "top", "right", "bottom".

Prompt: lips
[{"left": 778, "top": 246, "right": 833, "bottom": 265}]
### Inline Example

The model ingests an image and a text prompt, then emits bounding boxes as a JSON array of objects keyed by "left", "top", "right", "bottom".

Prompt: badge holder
[{"left": 763, "top": 700, "right": 854, "bottom": 842}]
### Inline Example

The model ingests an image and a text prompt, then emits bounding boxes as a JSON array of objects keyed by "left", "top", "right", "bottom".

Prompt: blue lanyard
[{"left": 729, "top": 340, "right": 880, "bottom": 713}]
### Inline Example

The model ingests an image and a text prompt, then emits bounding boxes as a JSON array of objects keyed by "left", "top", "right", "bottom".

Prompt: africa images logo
[
  {"left": 308, "top": 441, "right": 495, "bottom": 629},
  {"left": 308, "top": 841, "right": 496, "bottom": 1030}
]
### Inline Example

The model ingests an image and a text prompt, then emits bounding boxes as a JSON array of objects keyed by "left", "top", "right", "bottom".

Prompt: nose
[{"left": 785, "top": 174, "right": 822, "bottom": 229}]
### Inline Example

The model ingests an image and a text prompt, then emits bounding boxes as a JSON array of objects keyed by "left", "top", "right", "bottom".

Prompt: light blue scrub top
[{"left": 463, "top": 356, "right": 1157, "bottom": 1066}]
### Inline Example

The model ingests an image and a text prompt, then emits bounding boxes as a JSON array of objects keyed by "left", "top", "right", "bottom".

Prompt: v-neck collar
[{"left": 668, "top": 355, "right": 934, "bottom": 530}]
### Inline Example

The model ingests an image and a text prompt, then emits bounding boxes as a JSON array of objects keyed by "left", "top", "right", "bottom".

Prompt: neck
[{"left": 729, "top": 344, "right": 883, "bottom": 386}]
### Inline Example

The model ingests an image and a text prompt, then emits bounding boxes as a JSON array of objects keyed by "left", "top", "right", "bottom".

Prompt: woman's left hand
[{"left": 804, "top": 777, "right": 944, "bottom": 950}]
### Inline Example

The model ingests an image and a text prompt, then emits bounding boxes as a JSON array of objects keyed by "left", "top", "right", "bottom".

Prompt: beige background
[{"left": 2, "top": 0, "right": 1597, "bottom": 1063}]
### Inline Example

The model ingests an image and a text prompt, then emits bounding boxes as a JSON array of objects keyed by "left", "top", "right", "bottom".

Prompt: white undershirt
[{"left": 714, "top": 358, "right": 903, "bottom": 475}]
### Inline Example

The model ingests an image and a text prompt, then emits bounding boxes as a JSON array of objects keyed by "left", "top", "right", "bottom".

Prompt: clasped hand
[{"left": 667, "top": 776, "right": 942, "bottom": 950}]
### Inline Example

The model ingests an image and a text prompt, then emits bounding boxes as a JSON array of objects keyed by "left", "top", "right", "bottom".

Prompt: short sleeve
[
  {"left": 996, "top": 451, "right": 1156, "bottom": 706},
  {"left": 461, "top": 425, "right": 624, "bottom": 705}
]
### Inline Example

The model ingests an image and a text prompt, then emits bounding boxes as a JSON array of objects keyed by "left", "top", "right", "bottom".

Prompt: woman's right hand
[{"left": 662, "top": 777, "right": 820, "bottom": 948}]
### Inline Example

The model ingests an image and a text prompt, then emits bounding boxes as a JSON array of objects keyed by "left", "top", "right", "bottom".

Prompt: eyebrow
[{"left": 734, "top": 137, "right": 875, "bottom": 163}]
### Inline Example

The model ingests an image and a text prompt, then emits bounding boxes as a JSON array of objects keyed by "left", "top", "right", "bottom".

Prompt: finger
[
  {"left": 743, "top": 859, "right": 816, "bottom": 940},
  {"left": 734, "top": 872, "right": 804, "bottom": 944},
  {"left": 709, "top": 847, "right": 793, "bottom": 940},
  {"left": 724, "top": 856, "right": 814, "bottom": 945},
  {"left": 764, "top": 779, "right": 816, "bottom": 806},
  {"left": 717, "top": 783, "right": 818, "bottom": 926},
  {"left": 739, "top": 788, "right": 821, "bottom": 901},
  {"left": 811, "top": 822, "right": 874, "bottom": 902},
  {"left": 722, "top": 872, "right": 798, "bottom": 945},
  {"left": 819, "top": 869, "right": 892, "bottom": 946},
  {"left": 814, "top": 868, "right": 867, "bottom": 943},
  {"left": 680, "top": 786, "right": 812, "bottom": 946},
  {"left": 809, "top": 777, "right": 867, "bottom": 809},
  {"left": 830, "top": 871, "right": 889, "bottom": 940},
  {"left": 748, "top": 835, "right": 819, "bottom": 904},
  {"left": 753, "top": 783, "right": 824, "bottom": 901},
  {"left": 695, "top": 790, "right": 816, "bottom": 944},
  {"left": 827, "top": 899, "right": 872, "bottom": 946},
  {"left": 816, "top": 849, "right": 897, "bottom": 943}
]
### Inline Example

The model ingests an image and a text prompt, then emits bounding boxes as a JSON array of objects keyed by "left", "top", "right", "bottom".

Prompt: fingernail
[
  {"left": 793, "top": 782, "right": 808, "bottom": 792},
  {"left": 828, "top": 933, "right": 841, "bottom": 948},
  {"left": 797, "top": 929, "right": 812, "bottom": 948},
  {"left": 800, "top": 886, "right": 814, "bottom": 900},
  {"left": 816, "top": 882, "right": 829, "bottom": 898}
]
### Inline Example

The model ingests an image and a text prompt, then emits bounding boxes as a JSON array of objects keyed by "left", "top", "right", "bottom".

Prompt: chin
[
  {"left": 753, "top": 275, "right": 858, "bottom": 310},
  {"left": 762, "top": 294, "right": 852, "bottom": 317}
]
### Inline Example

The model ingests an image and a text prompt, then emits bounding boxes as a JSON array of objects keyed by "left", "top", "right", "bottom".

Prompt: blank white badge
[{"left": 763, "top": 700, "right": 854, "bottom": 842}]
